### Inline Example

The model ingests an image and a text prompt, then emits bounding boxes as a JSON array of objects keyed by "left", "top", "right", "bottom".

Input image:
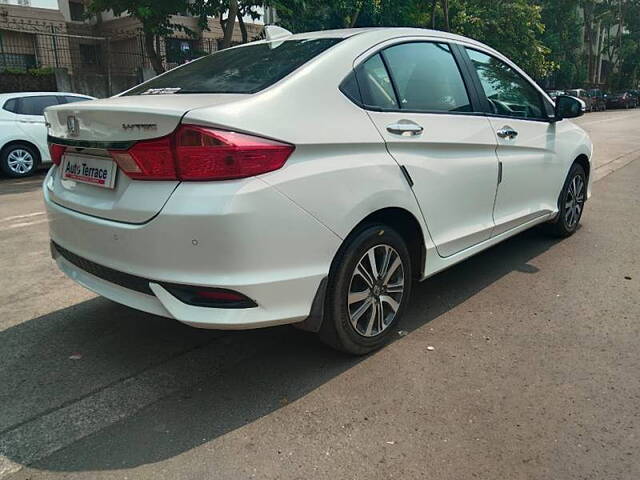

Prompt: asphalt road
[{"left": 1, "top": 109, "right": 639, "bottom": 480}]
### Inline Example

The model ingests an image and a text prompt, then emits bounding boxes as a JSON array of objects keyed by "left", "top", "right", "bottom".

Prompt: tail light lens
[
  {"left": 110, "top": 137, "right": 177, "bottom": 180},
  {"left": 109, "top": 125, "right": 294, "bottom": 181},
  {"left": 49, "top": 144, "right": 66, "bottom": 166}
]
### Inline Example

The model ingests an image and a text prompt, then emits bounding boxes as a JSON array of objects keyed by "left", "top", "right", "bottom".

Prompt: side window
[
  {"left": 339, "top": 71, "right": 362, "bottom": 105},
  {"left": 3, "top": 98, "right": 18, "bottom": 113},
  {"left": 382, "top": 42, "right": 471, "bottom": 112},
  {"left": 356, "top": 54, "right": 398, "bottom": 110},
  {"left": 466, "top": 48, "right": 545, "bottom": 119},
  {"left": 17, "top": 96, "right": 60, "bottom": 116}
]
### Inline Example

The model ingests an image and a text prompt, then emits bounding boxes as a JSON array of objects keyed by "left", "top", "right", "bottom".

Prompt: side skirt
[{"left": 421, "top": 211, "right": 556, "bottom": 281}]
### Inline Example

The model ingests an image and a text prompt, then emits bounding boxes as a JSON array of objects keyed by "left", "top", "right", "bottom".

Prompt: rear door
[
  {"left": 463, "top": 48, "right": 561, "bottom": 235},
  {"left": 360, "top": 41, "right": 499, "bottom": 257}
]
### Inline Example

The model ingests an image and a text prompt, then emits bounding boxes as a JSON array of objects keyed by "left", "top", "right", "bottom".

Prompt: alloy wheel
[
  {"left": 564, "top": 173, "right": 585, "bottom": 228},
  {"left": 347, "top": 244, "right": 405, "bottom": 337},
  {"left": 7, "top": 148, "right": 34, "bottom": 175}
]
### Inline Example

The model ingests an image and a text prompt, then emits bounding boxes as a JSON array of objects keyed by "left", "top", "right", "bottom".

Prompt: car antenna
[{"left": 264, "top": 25, "right": 292, "bottom": 42}]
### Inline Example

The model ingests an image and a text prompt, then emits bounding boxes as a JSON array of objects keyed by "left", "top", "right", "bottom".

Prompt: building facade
[{"left": 0, "top": 0, "right": 267, "bottom": 97}]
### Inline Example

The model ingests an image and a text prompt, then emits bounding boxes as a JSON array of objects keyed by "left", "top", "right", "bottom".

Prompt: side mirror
[{"left": 555, "top": 95, "right": 585, "bottom": 120}]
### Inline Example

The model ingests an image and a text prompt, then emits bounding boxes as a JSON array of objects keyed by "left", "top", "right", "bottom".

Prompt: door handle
[
  {"left": 387, "top": 122, "right": 424, "bottom": 136},
  {"left": 496, "top": 126, "right": 518, "bottom": 139}
]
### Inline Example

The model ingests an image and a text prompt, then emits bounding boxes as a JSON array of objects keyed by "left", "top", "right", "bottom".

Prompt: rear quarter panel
[{"left": 182, "top": 34, "right": 433, "bottom": 250}]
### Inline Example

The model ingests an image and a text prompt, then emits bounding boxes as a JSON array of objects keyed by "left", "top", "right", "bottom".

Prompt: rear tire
[
  {"left": 546, "top": 163, "right": 587, "bottom": 238},
  {"left": 318, "top": 224, "right": 412, "bottom": 355},
  {"left": 1, "top": 143, "right": 39, "bottom": 178}
]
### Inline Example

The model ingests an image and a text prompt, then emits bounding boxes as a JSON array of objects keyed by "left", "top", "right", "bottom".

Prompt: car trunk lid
[{"left": 45, "top": 94, "right": 247, "bottom": 223}]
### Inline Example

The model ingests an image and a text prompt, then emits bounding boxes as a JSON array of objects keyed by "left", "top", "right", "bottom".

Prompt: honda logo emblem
[{"left": 66, "top": 115, "right": 79, "bottom": 136}]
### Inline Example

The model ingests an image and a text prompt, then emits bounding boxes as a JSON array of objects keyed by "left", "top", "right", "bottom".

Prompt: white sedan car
[
  {"left": 44, "top": 28, "right": 591, "bottom": 354},
  {"left": 0, "top": 92, "right": 94, "bottom": 177}
]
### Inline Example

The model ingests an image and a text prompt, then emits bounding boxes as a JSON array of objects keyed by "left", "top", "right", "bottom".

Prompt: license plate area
[{"left": 61, "top": 153, "right": 117, "bottom": 189}]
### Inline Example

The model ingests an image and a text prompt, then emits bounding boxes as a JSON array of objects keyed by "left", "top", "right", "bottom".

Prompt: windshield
[{"left": 124, "top": 38, "right": 342, "bottom": 96}]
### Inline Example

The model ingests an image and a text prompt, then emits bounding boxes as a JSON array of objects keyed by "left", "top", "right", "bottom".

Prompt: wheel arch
[
  {"left": 295, "top": 206, "right": 427, "bottom": 334},
  {"left": 342, "top": 207, "right": 426, "bottom": 280},
  {"left": 573, "top": 153, "right": 590, "bottom": 182},
  {"left": 1, "top": 139, "right": 43, "bottom": 164}
]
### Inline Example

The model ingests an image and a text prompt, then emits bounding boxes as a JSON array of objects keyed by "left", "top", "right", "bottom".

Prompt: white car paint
[
  {"left": 43, "top": 27, "right": 592, "bottom": 332},
  {"left": 0, "top": 91, "right": 94, "bottom": 176}
]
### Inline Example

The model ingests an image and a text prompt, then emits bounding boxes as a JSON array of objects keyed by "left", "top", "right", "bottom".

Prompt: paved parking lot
[{"left": 1, "top": 109, "right": 639, "bottom": 480}]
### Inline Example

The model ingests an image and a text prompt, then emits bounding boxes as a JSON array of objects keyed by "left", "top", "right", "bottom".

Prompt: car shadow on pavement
[
  {"left": 1, "top": 227, "right": 562, "bottom": 474},
  {"left": 0, "top": 170, "right": 47, "bottom": 196}
]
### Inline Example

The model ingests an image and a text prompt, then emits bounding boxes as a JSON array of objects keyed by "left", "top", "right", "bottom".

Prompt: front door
[{"left": 464, "top": 48, "right": 561, "bottom": 235}]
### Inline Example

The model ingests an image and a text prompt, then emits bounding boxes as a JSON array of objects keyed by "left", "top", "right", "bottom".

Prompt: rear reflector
[
  {"left": 49, "top": 144, "right": 66, "bottom": 166},
  {"left": 106, "top": 125, "right": 294, "bottom": 181},
  {"left": 162, "top": 284, "right": 257, "bottom": 309}
]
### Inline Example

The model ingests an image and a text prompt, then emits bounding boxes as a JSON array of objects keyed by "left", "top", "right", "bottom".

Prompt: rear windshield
[{"left": 124, "top": 38, "right": 342, "bottom": 96}]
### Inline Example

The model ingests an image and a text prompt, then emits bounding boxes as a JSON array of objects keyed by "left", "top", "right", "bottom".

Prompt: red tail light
[
  {"left": 49, "top": 144, "right": 66, "bottom": 166},
  {"left": 109, "top": 125, "right": 294, "bottom": 181}
]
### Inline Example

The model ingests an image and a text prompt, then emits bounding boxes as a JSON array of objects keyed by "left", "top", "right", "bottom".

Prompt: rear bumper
[{"left": 44, "top": 168, "right": 341, "bottom": 329}]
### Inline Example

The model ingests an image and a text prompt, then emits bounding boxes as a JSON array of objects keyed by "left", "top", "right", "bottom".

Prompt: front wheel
[
  {"left": 318, "top": 224, "right": 412, "bottom": 355},
  {"left": 546, "top": 163, "right": 587, "bottom": 237}
]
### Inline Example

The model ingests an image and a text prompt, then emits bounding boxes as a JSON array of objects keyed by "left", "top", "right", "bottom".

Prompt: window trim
[
  {"left": 346, "top": 40, "right": 485, "bottom": 116},
  {"left": 460, "top": 46, "right": 553, "bottom": 123}
]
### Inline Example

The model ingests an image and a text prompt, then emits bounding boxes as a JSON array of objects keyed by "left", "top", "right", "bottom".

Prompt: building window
[
  {"left": 0, "top": 53, "right": 37, "bottom": 71},
  {"left": 69, "top": 0, "right": 86, "bottom": 21}
]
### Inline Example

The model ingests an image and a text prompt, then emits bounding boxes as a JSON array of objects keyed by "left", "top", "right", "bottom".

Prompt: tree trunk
[
  {"left": 221, "top": 0, "right": 239, "bottom": 49},
  {"left": 349, "top": 5, "right": 362, "bottom": 28},
  {"left": 616, "top": 0, "right": 623, "bottom": 74},
  {"left": 582, "top": 1, "right": 596, "bottom": 85},
  {"left": 237, "top": 8, "right": 248, "bottom": 43},
  {"left": 441, "top": 0, "right": 450, "bottom": 32},
  {"left": 431, "top": 0, "right": 437, "bottom": 29},
  {"left": 144, "top": 32, "right": 164, "bottom": 75}
]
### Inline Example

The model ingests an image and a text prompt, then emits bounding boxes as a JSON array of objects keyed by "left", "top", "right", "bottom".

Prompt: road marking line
[
  {"left": 0, "top": 331, "right": 275, "bottom": 478},
  {"left": 3, "top": 219, "right": 49, "bottom": 230},
  {"left": 594, "top": 149, "right": 640, "bottom": 182},
  {"left": 0, "top": 212, "right": 44, "bottom": 223}
]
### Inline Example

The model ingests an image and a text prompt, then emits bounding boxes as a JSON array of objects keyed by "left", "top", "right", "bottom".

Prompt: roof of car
[{"left": 288, "top": 27, "right": 483, "bottom": 45}]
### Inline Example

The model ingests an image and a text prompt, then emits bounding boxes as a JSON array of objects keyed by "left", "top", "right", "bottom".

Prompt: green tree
[
  {"left": 273, "top": 0, "right": 554, "bottom": 79},
  {"left": 270, "top": 0, "right": 430, "bottom": 31},
  {"left": 538, "top": 0, "right": 585, "bottom": 88},
  {"left": 87, "top": 0, "right": 262, "bottom": 74},
  {"left": 87, "top": 0, "right": 198, "bottom": 74},
  {"left": 446, "top": 0, "right": 554, "bottom": 79}
]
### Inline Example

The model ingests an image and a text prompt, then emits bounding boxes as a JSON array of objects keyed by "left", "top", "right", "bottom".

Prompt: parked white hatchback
[
  {"left": 44, "top": 28, "right": 591, "bottom": 354},
  {"left": 0, "top": 91, "right": 94, "bottom": 177}
]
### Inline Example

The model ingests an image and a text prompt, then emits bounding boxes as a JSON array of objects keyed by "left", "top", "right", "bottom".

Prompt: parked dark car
[
  {"left": 565, "top": 89, "right": 596, "bottom": 112},
  {"left": 605, "top": 91, "right": 638, "bottom": 109},
  {"left": 629, "top": 90, "right": 640, "bottom": 105},
  {"left": 587, "top": 89, "right": 607, "bottom": 111}
]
